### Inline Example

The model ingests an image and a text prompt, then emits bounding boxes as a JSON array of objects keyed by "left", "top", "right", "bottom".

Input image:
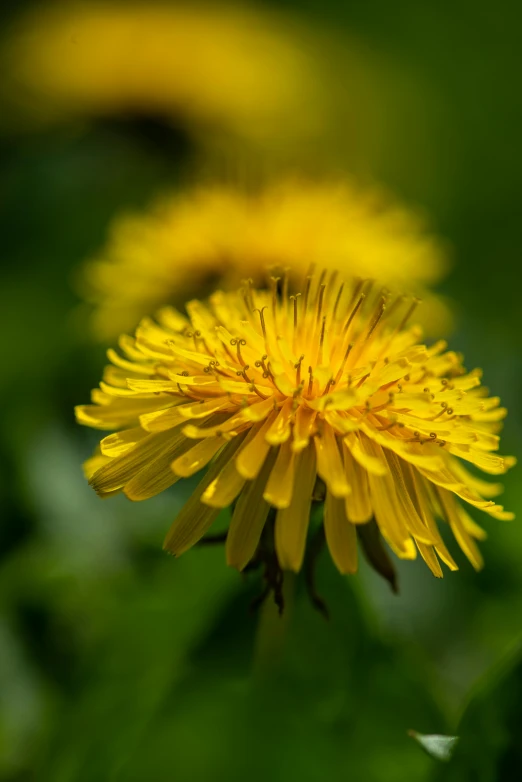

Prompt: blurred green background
[{"left": 1, "top": 1, "right": 521, "bottom": 780}]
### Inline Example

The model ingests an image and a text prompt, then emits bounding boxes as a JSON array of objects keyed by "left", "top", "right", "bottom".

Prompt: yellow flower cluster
[
  {"left": 77, "top": 271, "right": 514, "bottom": 577},
  {"left": 81, "top": 179, "right": 451, "bottom": 340}
]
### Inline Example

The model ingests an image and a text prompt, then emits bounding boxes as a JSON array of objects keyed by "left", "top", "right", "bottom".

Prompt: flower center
[{"left": 176, "top": 272, "right": 420, "bottom": 410}]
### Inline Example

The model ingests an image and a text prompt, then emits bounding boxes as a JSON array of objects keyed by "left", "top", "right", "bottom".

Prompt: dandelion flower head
[
  {"left": 76, "top": 270, "right": 514, "bottom": 579},
  {"left": 2, "top": 3, "right": 324, "bottom": 146},
  {"left": 80, "top": 179, "right": 450, "bottom": 340}
]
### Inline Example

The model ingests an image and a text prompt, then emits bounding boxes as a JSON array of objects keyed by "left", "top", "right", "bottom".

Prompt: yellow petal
[
  {"left": 90, "top": 430, "right": 173, "bottom": 495},
  {"left": 315, "top": 425, "right": 351, "bottom": 498},
  {"left": 274, "top": 444, "right": 316, "bottom": 572},
  {"left": 75, "top": 395, "right": 168, "bottom": 430},
  {"left": 360, "top": 422, "right": 444, "bottom": 471},
  {"left": 364, "top": 456, "right": 415, "bottom": 558},
  {"left": 405, "top": 467, "right": 458, "bottom": 571},
  {"left": 235, "top": 412, "right": 277, "bottom": 480},
  {"left": 308, "top": 388, "right": 359, "bottom": 412},
  {"left": 446, "top": 444, "right": 513, "bottom": 475},
  {"left": 263, "top": 440, "right": 296, "bottom": 509},
  {"left": 100, "top": 427, "right": 148, "bottom": 457},
  {"left": 265, "top": 398, "right": 295, "bottom": 445},
  {"left": 472, "top": 407, "right": 508, "bottom": 423},
  {"left": 106, "top": 348, "right": 152, "bottom": 375},
  {"left": 226, "top": 449, "right": 278, "bottom": 571},
  {"left": 242, "top": 397, "right": 278, "bottom": 423},
  {"left": 437, "top": 487, "right": 484, "bottom": 570},
  {"left": 177, "top": 396, "right": 232, "bottom": 420},
  {"left": 291, "top": 405, "right": 316, "bottom": 452},
  {"left": 458, "top": 506, "right": 487, "bottom": 540},
  {"left": 342, "top": 443, "right": 373, "bottom": 523},
  {"left": 383, "top": 450, "right": 438, "bottom": 545},
  {"left": 324, "top": 490, "right": 358, "bottom": 574},
  {"left": 124, "top": 460, "right": 181, "bottom": 501},
  {"left": 163, "top": 441, "right": 243, "bottom": 556},
  {"left": 181, "top": 409, "right": 248, "bottom": 439},
  {"left": 103, "top": 364, "right": 142, "bottom": 388},
  {"left": 123, "top": 431, "right": 190, "bottom": 501},
  {"left": 415, "top": 541, "right": 443, "bottom": 578},
  {"left": 324, "top": 410, "right": 359, "bottom": 434},
  {"left": 83, "top": 448, "right": 111, "bottom": 480},
  {"left": 138, "top": 405, "right": 187, "bottom": 432},
  {"left": 488, "top": 507, "right": 515, "bottom": 521},
  {"left": 171, "top": 437, "right": 225, "bottom": 478},
  {"left": 156, "top": 306, "right": 190, "bottom": 332},
  {"left": 201, "top": 433, "right": 249, "bottom": 508},
  {"left": 450, "top": 460, "right": 504, "bottom": 498},
  {"left": 100, "top": 380, "right": 160, "bottom": 397},
  {"left": 344, "top": 432, "right": 389, "bottom": 476},
  {"left": 418, "top": 455, "right": 507, "bottom": 513}
]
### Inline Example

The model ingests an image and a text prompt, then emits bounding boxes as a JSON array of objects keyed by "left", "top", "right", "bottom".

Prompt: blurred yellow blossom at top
[
  {"left": 2, "top": 2, "right": 326, "bottom": 149},
  {"left": 79, "top": 178, "right": 452, "bottom": 340}
]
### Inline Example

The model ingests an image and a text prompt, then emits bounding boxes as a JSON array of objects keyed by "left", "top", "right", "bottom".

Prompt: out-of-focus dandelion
[
  {"left": 79, "top": 179, "right": 451, "bottom": 340},
  {"left": 76, "top": 270, "right": 514, "bottom": 589},
  {"left": 1, "top": 2, "right": 325, "bottom": 149}
]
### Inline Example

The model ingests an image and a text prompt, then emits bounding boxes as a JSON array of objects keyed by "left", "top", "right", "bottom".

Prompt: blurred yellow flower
[
  {"left": 2, "top": 2, "right": 324, "bottom": 148},
  {"left": 80, "top": 179, "right": 452, "bottom": 340},
  {"left": 76, "top": 270, "right": 514, "bottom": 580}
]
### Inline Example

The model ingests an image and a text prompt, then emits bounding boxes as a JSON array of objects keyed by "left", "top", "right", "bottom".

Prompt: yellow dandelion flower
[
  {"left": 2, "top": 3, "right": 324, "bottom": 147},
  {"left": 76, "top": 271, "right": 514, "bottom": 581},
  {"left": 80, "top": 179, "right": 451, "bottom": 340}
]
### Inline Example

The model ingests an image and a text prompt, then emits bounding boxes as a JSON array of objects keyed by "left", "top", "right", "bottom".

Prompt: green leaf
[{"left": 408, "top": 730, "right": 459, "bottom": 762}]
